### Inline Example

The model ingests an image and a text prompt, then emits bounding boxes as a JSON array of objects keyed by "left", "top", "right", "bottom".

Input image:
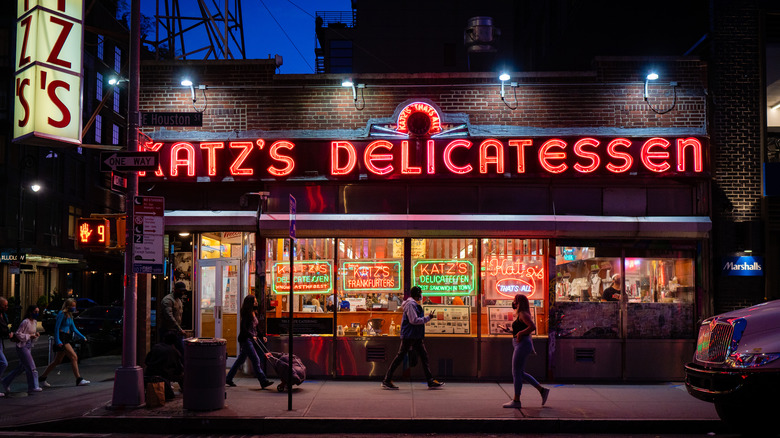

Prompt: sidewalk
[{"left": 0, "top": 355, "right": 727, "bottom": 435}]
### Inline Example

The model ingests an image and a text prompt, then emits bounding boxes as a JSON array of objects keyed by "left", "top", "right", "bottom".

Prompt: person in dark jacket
[
  {"left": 225, "top": 294, "right": 274, "bottom": 389},
  {"left": 145, "top": 331, "right": 184, "bottom": 399},
  {"left": 381, "top": 286, "right": 444, "bottom": 390},
  {"left": 0, "top": 297, "right": 12, "bottom": 397}
]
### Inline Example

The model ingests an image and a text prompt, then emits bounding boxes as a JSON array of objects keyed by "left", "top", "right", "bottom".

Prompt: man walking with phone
[{"left": 381, "top": 286, "right": 444, "bottom": 390}]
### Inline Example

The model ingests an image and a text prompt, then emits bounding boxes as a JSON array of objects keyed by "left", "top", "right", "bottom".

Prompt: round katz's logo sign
[{"left": 396, "top": 102, "right": 442, "bottom": 136}]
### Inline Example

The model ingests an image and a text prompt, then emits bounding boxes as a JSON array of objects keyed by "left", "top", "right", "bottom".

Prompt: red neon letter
[
  {"left": 606, "top": 138, "right": 632, "bottom": 173},
  {"left": 676, "top": 138, "right": 703, "bottom": 172},
  {"left": 331, "top": 141, "right": 357, "bottom": 176},
  {"left": 426, "top": 140, "right": 435, "bottom": 174},
  {"left": 539, "top": 139, "right": 568, "bottom": 174},
  {"left": 364, "top": 140, "right": 394, "bottom": 175},
  {"left": 509, "top": 139, "right": 532, "bottom": 173},
  {"left": 170, "top": 142, "right": 196, "bottom": 177},
  {"left": 479, "top": 139, "right": 504, "bottom": 174},
  {"left": 443, "top": 140, "right": 473, "bottom": 174},
  {"left": 229, "top": 141, "right": 254, "bottom": 175},
  {"left": 268, "top": 140, "right": 295, "bottom": 176},
  {"left": 641, "top": 138, "right": 671, "bottom": 173},
  {"left": 139, "top": 142, "right": 164, "bottom": 177},
  {"left": 16, "top": 78, "right": 30, "bottom": 128},
  {"left": 573, "top": 138, "right": 600, "bottom": 173},
  {"left": 401, "top": 141, "right": 421, "bottom": 174},
  {"left": 200, "top": 142, "right": 224, "bottom": 176},
  {"left": 47, "top": 16, "right": 74, "bottom": 69},
  {"left": 46, "top": 80, "right": 71, "bottom": 128}
]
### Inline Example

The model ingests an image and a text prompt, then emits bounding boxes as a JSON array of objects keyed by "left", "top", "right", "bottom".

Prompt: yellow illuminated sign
[{"left": 14, "top": 0, "right": 83, "bottom": 146}]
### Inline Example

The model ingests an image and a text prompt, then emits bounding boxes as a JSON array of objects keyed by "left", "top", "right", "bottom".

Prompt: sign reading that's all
[{"left": 14, "top": 0, "right": 84, "bottom": 146}]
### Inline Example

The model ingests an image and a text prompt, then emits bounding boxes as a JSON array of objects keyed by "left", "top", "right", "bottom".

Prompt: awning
[{"left": 165, "top": 211, "right": 711, "bottom": 239}]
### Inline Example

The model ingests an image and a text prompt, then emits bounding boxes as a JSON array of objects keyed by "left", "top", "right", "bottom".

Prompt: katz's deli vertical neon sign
[{"left": 139, "top": 136, "right": 707, "bottom": 181}]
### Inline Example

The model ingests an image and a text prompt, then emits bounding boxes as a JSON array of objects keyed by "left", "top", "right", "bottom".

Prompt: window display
[{"left": 481, "top": 239, "right": 547, "bottom": 336}]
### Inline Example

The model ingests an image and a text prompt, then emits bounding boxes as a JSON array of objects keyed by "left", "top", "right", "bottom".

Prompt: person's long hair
[
  {"left": 511, "top": 294, "right": 531, "bottom": 313},
  {"left": 24, "top": 305, "right": 39, "bottom": 320},
  {"left": 62, "top": 298, "right": 76, "bottom": 319},
  {"left": 239, "top": 294, "right": 257, "bottom": 322}
]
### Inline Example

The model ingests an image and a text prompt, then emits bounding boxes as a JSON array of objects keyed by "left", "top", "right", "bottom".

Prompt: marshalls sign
[{"left": 14, "top": 0, "right": 84, "bottom": 146}]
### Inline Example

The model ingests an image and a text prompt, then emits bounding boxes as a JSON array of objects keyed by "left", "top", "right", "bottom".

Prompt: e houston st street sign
[
  {"left": 100, "top": 151, "right": 159, "bottom": 172},
  {"left": 140, "top": 111, "right": 203, "bottom": 127}
]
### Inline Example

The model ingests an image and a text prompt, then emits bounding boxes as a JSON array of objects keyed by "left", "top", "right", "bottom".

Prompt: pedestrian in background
[
  {"left": 2, "top": 305, "right": 42, "bottom": 395},
  {"left": 381, "top": 286, "right": 444, "bottom": 390},
  {"left": 160, "top": 282, "right": 187, "bottom": 358},
  {"left": 225, "top": 294, "right": 274, "bottom": 389},
  {"left": 502, "top": 294, "right": 550, "bottom": 408},
  {"left": 39, "top": 298, "right": 90, "bottom": 387},
  {"left": 0, "top": 297, "right": 12, "bottom": 397}
]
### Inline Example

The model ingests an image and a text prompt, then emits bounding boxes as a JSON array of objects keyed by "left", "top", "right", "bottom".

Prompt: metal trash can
[{"left": 183, "top": 337, "right": 227, "bottom": 411}]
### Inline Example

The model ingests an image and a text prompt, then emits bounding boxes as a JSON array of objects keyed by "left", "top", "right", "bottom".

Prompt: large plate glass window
[{"left": 482, "top": 239, "right": 548, "bottom": 337}]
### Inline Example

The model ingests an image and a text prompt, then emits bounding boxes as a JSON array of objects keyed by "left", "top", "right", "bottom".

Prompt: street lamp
[{"left": 15, "top": 169, "right": 42, "bottom": 310}]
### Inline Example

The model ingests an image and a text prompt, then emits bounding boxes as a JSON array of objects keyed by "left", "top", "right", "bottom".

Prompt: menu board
[{"left": 422, "top": 305, "right": 470, "bottom": 334}]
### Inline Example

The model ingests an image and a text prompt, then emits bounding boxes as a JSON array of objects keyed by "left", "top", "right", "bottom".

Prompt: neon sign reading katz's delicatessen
[{"left": 138, "top": 136, "right": 707, "bottom": 181}]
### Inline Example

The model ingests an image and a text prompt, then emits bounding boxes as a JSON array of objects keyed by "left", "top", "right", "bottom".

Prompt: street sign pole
[
  {"left": 288, "top": 195, "right": 296, "bottom": 411},
  {"left": 112, "top": 0, "right": 143, "bottom": 408}
]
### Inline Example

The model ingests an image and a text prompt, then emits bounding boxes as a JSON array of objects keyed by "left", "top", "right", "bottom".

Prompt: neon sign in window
[
  {"left": 271, "top": 261, "right": 332, "bottom": 294},
  {"left": 413, "top": 260, "right": 475, "bottom": 296},
  {"left": 340, "top": 260, "right": 402, "bottom": 292}
]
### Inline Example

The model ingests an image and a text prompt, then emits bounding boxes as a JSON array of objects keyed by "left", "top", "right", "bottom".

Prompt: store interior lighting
[
  {"left": 342, "top": 78, "right": 365, "bottom": 110},
  {"left": 643, "top": 71, "right": 677, "bottom": 114},
  {"left": 499, "top": 72, "right": 518, "bottom": 110}
]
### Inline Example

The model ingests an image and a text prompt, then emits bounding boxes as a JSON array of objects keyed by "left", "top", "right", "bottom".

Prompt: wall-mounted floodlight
[
  {"left": 30, "top": 183, "right": 42, "bottom": 193},
  {"left": 643, "top": 72, "right": 677, "bottom": 114},
  {"left": 181, "top": 78, "right": 196, "bottom": 102},
  {"left": 342, "top": 78, "right": 365, "bottom": 110},
  {"left": 499, "top": 72, "right": 517, "bottom": 110},
  {"left": 108, "top": 76, "right": 128, "bottom": 86}
]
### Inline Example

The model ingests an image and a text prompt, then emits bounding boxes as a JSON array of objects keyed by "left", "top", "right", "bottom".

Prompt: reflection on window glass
[
  {"left": 200, "top": 232, "right": 242, "bottom": 259},
  {"left": 482, "top": 239, "right": 547, "bottom": 336}
]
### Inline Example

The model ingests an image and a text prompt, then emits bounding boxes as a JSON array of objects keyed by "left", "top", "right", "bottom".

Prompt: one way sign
[{"left": 100, "top": 152, "right": 158, "bottom": 172}]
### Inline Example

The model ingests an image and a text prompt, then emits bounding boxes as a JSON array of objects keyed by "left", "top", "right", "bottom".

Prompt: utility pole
[{"left": 111, "top": 0, "right": 143, "bottom": 408}]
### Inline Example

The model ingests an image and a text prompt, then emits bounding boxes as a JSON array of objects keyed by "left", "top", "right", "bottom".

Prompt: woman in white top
[{"left": 1, "top": 305, "right": 42, "bottom": 395}]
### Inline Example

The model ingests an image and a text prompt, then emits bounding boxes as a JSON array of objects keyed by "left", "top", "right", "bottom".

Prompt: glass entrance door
[{"left": 199, "top": 258, "right": 240, "bottom": 355}]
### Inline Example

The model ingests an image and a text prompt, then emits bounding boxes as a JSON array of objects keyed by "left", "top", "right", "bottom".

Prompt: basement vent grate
[
  {"left": 575, "top": 348, "right": 596, "bottom": 362},
  {"left": 366, "top": 346, "right": 386, "bottom": 362}
]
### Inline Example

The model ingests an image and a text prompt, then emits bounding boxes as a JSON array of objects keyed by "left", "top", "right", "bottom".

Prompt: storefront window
[
  {"left": 413, "top": 238, "right": 477, "bottom": 336},
  {"left": 482, "top": 239, "right": 548, "bottom": 336},
  {"left": 335, "top": 238, "right": 404, "bottom": 336},
  {"left": 200, "top": 232, "right": 242, "bottom": 259},
  {"left": 266, "top": 238, "right": 335, "bottom": 335},
  {"left": 551, "top": 245, "right": 696, "bottom": 339}
]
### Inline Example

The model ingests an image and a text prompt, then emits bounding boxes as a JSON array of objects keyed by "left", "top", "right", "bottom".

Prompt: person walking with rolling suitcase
[{"left": 225, "top": 294, "right": 274, "bottom": 389}]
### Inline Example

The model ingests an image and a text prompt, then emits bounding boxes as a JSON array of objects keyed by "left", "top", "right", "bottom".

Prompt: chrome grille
[{"left": 695, "top": 321, "right": 734, "bottom": 363}]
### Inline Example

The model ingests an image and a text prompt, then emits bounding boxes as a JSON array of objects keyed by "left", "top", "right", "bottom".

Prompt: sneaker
[
  {"left": 226, "top": 380, "right": 237, "bottom": 387},
  {"left": 503, "top": 400, "right": 522, "bottom": 409},
  {"left": 28, "top": 387, "right": 43, "bottom": 394},
  {"left": 260, "top": 380, "right": 275, "bottom": 389},
  {"left": 427, "top": 379, "right": 444, "bottom": 389},
  {"left": 41, "top": 381, "right": 51, "bottom": 388},
  {"left": 381, "top": 380, "right": 399, "bottom": 390},
  {"left": 541, "top": 387, "right": 550, "bottom": 406},
  {"left": 76, "top": 379, "right": 90, "bottom": 386}
]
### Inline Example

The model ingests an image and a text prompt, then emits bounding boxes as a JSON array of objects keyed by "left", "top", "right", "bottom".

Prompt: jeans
[
  {"left": 226, "top": 338, "right": 268, "bottom": 383},
  {"left": 511, "top": 336, "right": 539, "bottom": 396},
  {"left": 0, "top": 341, "right": 8, "bottom": 384},
  {"left": 2, "top": 342, "right": 39, "bottom": 392},
  {"left": 384, "top": 338, "right": 433, "bottom": 382}
]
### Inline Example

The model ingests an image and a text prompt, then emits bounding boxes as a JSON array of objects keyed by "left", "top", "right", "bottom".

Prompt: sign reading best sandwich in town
[{"left": 14, "top": 0, "right": 84, "bottom": 146}]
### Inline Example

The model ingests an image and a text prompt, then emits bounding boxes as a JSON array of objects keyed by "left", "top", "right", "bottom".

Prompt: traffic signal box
[{"left": 77, "top": 218, "right": 110, "bottom": 249}]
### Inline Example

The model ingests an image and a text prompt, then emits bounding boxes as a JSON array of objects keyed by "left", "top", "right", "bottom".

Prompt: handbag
[{"left": 145, "top": 381, "right": 166, "bottom": 408}]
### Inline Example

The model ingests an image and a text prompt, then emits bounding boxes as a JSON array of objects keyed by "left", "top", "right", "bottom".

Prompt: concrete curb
[{"left": 12, "top": 417, "right": 728, "bottom": 435}]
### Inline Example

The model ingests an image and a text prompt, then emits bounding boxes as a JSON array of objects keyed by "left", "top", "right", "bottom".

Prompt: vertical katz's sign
[{"left": 14, "top": 0, "right": 84, "bottom": 146}]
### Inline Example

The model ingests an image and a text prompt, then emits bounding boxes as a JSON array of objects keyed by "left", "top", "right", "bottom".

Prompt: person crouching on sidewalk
[{"left": 381, "top": 286, "right": 444, "bottom": 390}]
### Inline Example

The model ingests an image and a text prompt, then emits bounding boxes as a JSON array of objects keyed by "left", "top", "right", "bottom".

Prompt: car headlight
[{"left": 726, "top": 352, "right": 780, "bottom": 368}]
